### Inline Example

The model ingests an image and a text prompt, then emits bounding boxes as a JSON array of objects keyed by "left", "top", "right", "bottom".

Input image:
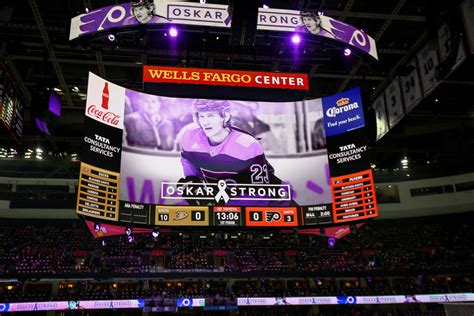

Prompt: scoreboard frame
[{"left": 84, "top": 200, "right": 378, "bottom": 228}]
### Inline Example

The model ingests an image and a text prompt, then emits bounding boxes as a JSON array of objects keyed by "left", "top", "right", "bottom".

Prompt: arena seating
[
  {"left": 0, "top": 214, "right": 473, "bottom": 305},
  {"left": 0, "top": 214, "right": 473, "bottom": 276}
]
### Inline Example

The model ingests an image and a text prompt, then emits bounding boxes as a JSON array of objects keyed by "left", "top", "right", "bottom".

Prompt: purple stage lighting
[
  {"left": 328, "top": 237, "right": 336, "bottom": 248},
  {"left": 344, "top": 48, "right": 351, "bottom": 56},
  {"left": 291, "top": 34, "right": 301, "bottom": 44},
  {"left": 48, "top": 91, "right": 61, "bottom": 117},
  {"left": 169, "top": 27, "right": 178, "bottom": 37}
]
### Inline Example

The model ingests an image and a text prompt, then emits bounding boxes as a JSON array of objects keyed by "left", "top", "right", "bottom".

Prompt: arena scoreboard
[{"left": 76, "top": 73, "right": 378, "bottom": 229}]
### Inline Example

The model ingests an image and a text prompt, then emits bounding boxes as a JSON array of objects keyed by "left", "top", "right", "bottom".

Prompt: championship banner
[
  {"left": 69, "top": 2, "right": 378, "bottom": 60},
  {"left": 322, "top": 87, "right": 378, "bottom": 224},
  {"left": 143, "top": 66, "right": 309, "bottom": 90}
]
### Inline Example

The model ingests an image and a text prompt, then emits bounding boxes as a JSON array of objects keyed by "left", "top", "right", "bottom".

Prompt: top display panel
[{"left": 69, "top": 2, "right": 377, "bottom": 60}]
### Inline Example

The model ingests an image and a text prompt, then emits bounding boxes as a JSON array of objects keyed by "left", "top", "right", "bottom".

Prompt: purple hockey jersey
[{"left": 180, "top": 127, "right": 278, "bottom": 185}]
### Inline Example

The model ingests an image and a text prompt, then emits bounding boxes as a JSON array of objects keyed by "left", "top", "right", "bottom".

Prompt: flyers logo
[{"left": 266, "top": 211, "right": 281, "bottom": 222}]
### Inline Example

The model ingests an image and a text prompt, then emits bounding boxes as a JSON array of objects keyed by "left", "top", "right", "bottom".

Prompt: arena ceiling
[{"left": 0, "top": 0, "right": 473, "bottom": 180}]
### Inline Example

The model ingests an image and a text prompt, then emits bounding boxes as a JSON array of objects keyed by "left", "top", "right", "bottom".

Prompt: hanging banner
[
  {"left": 371, "top": 94, "right": 389, "bottom": 141},
  {"left": 461, "top": 0, "right": 474, "bottom": 54},
  {"left": 400, "top": 59, "right": 423, "bottom": 113},
  {"left": 438, "top": 23, "right": 467, "bottom": 71},
  {"left": 384, "top": 78, "right": 404, "bottom": 129},
  {"left": 416, "top": 42, "right": 440, "bottom": 96}
]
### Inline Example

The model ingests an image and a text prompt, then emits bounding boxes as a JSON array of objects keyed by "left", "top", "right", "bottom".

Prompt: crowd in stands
[
  {"left": 0, "top": 215, "right": 473, "bottom": 307},
  {"left": 0, "top": 216, "right": 473, "bottom": 276}
]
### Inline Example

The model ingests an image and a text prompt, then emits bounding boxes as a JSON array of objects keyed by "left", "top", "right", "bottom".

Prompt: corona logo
[
  {"left": 336, "top": 97, "right": 350, "bottom": 106},
  {"left": 326, "top": 100, "right": 359, "bottom": 118}
]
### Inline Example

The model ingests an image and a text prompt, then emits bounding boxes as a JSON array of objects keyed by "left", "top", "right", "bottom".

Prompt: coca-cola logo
[{"left": 87, "top": 104, "right": 121, "bottom": 126}]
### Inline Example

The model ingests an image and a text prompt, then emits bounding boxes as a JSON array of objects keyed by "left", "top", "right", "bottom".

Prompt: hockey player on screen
[{"left": 179, "top": 99, "right": 286, "bottom": 205}]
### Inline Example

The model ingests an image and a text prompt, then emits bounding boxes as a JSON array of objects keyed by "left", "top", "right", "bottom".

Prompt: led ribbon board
[{"left": 69, "top": 2, "right": 377, "bottom": 60}]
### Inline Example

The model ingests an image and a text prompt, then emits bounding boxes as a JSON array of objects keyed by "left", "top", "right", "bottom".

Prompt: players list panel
[
  {"left": 76, "top": 162, "right": 120, "bottom": 221},
  {"left": 330, "top": 169, "right": 377, "bottom": 223}
]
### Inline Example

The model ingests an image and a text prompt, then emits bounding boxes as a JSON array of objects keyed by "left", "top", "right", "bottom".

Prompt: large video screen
[{"left": 77, "top": 72, "right": 377, "bottom": 227}]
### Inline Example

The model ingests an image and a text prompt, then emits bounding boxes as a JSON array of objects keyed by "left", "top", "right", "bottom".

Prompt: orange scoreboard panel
[
  {"left": 245, "top": 207, "right": 299, "bottom": 227},
  {"left": 331, "top": 169, "right": 378, "bottom": 223}
]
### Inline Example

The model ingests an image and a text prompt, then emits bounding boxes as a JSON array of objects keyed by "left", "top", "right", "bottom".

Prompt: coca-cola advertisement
[
  {"left": 85, "top": 72, "right": 125, "bottom": 130},
  {"left": 81, "top": 73, "right": 125, "bottom": 172},
  {"left": 87, "top": 105, "right": 121, "bottom": 126}
]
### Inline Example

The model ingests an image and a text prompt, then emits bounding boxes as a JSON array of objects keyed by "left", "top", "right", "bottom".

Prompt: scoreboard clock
[
  {"left": 155, "top": 206, "right": 209, "bottom": 226},
  {"left": 245, "top": 207, "right": 298, "bottom": 227},
  {"left": 212, "top": 206, "right": 243, "bottom": 226}
]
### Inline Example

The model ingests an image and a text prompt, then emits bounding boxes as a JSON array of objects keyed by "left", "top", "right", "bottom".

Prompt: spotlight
[
  {"left": 152, "top": 228, "right": 159, "bottom": 239},
  {"left": 291, "top": 34, "right": 301, "bottom": 44},
  {"left": 263, "top": 4, "right": 269, "bottom": 9},
  {"left": 108, "top": 34, "right": 116, "bottom": 42},
  {"left": 200, "top": 0, "right": 206, "bottom": 3},
  {"left": 344, "top": 48, "right": 351, "bottom": 56},
  {"left": 127, "top": 235, "right": 135, "bottom": 243},
  {"left": 85, "top": 7, "right": 89, "bottom": 13},
  {"left": 101, "top": 239, "right": 107, "bottom": 246},
  {"left": 169, "top": 27, "right": 178, "bottom": 37},
  {"left": 125, "top": 227, "right": 132, "bottom": 236},
  {"left": 317, "top": 11, "right": 324, "bottom": 16},
  {"left": 94, "top": 223, "right": 101, "bottom": 232},
  {"left": 328, "top": 237, "right": 336, "bottom": 248}
]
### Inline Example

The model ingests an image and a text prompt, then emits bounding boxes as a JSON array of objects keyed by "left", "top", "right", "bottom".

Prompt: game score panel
[
  {"left": 76, "top": 162, "right": 120, "bottom": 221},
  {"left": 83, "top": 200, "right": 376, "bottom": 227}
]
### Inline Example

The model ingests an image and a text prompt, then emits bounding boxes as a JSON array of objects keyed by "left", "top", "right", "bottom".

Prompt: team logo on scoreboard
[
  {"left": 173, "top": 211, "right": 189, "bottom": 221},
  {"left": 161, "top": 181, "right": 291, "bottom": 204},
  {"left": 265, "top": 211, "right": 281, "bottom": 222}
]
